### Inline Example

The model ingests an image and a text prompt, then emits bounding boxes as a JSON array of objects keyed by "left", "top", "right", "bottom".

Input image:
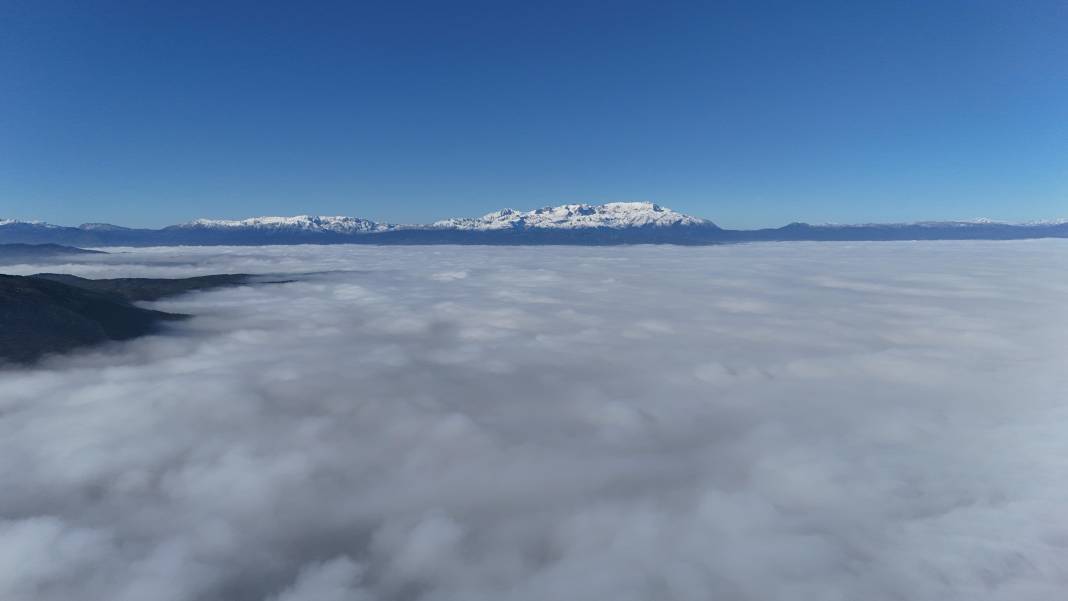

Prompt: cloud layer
[{"left": 2, "top": 242, "right": 1067, "bottom": 600}]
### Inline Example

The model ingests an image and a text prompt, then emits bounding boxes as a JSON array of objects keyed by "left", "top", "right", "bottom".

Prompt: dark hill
[
  {"left": 31, "top": 273, "right": 255, "bottom": 301},
  {"left": 0, "top": 275, "right": 185, "bottom": 364},
  {"left": 0, "top": 273, "right": 270, "bottom": 364}
]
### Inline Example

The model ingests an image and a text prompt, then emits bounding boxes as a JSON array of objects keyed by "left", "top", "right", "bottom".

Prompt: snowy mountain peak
[
  {"left": 433, "top": 202, "right": 715, "bottom": 230},
  {"left": 1022, "top": 217, "right": 1068, "bottom": 226},
  {"left": 78, "top": 223, "right": 130, "bottom": 231},
  {"left": 0, "top": 218, "right": 57, "bottom": 228},
  {"left": 169, "top": 204, "right": 714, "bottom": 235},
  {"left": 177, "top": 215, "right": 393, "bottom": 233}
]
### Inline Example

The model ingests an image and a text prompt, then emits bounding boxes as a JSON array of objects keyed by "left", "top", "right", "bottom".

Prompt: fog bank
[{"left": 2, "top": 242, "right": 1067, "bottom": 600}]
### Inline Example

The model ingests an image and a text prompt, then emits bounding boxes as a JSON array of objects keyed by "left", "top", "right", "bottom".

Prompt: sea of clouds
[{"left": 2, "top": 241, "right": 1067, "bottom": 601}]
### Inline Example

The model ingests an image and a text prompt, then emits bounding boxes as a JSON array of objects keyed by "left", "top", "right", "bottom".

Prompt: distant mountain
[
  {"left": 2, "top": 205, "right": 1067, "bottom": 246},
  {"left": 174, "top": 215, "right": 394, "bottom": 234},
  {"left": 0, "top": 243, "right": 105, "bottom": 262},
  {"left": 0, "top": 220, "right": 157, "bottom": 246},
  {"left": 432, "top": 202, "right": 714, "bottom": 230},
  {"left": 78, "top": 223, "right": 132, "bottom": 231},
  {"left": 738, "top": 220, "right": 1068, "bottom": 241}
]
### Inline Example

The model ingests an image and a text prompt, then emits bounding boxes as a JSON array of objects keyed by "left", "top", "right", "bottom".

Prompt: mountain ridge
[
  {"left": 0, "top": 273, "right": 282, "bottom": 364},
  {"left": 3, "top": 202, "right": 1067, "bottom": 246},
  {"left": 0, "top": 243, "right": 106, "bottom": 261}
]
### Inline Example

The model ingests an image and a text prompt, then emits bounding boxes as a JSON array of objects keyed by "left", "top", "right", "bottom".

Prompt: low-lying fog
[{"left": 2, "top": 242, "right": 1067, "bottom": 601}]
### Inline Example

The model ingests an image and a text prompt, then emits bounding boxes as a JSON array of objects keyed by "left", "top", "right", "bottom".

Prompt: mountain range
[{"left": 3, "top": 203, "right": 1067, "bottom": 246}]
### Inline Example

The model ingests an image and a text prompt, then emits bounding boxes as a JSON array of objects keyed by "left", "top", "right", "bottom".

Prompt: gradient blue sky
[{"left": 2, "top": 0, "right": 1066, "bottom": 228}]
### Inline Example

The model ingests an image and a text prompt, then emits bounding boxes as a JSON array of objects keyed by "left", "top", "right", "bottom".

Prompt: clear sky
[{"left": 2, "top": 0, "right": 1066, "bottom": 228}]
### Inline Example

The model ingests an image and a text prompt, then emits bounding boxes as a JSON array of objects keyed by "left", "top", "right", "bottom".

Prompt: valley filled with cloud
[{"left": 2, "top": 242, "right": 1067, "bottom": 601}]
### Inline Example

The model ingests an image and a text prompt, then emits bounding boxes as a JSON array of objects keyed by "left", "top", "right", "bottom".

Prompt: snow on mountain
[
  {"left": 176, "top": 215, "right": 394, "bottom": 233},
  {"left": 171, "top": 203, "right": 714, "bottom": 234},
  {"left": 1021, "top": 218, "right": 1068, "bottom": 226},
  {"left": 78, "top": 223, "right": 131, "bottom": 231},
  {"left": 433, "top": 202, "right": 715, "bottom": 230},
  {"left": 911, "top": 219, "right": 1011, "bottom": 228},
  {"left": 0, "top": 219, "right": 59, "bottom": 228},
  {"left": 4, "top": 207, "right": 1066, "bottom": 247}
]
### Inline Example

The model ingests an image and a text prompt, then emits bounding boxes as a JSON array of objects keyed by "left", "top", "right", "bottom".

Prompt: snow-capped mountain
[
  {"left": 3, "top": 204, "right": 1068, "bottom": 246},
  {"left": 433, "top": 202, "right": 715, "bottom": 230},
  {"left": 78, "top": 223, "right": 131, "bottom": 231},
  {"left": 174, "top": 215, "right": 394, "bottom": 233},
  {"left": 1021, "top": 218, "right": 1068, "bottom": 226},
  {"left": 0, "top": 218, "right": 59, "bottom": 228}
]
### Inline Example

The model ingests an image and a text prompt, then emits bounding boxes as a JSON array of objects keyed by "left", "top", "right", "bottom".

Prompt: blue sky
[{"left": 2, "top": 0, "right": 1066, "bottom": 228}]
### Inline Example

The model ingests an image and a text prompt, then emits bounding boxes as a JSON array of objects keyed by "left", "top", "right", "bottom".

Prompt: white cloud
[
  {"left": 1, "top": 241, "right": 1068, "bottom": 600},
  {"left": 269, "top": 557, "right": 369, "bottom": 601}
]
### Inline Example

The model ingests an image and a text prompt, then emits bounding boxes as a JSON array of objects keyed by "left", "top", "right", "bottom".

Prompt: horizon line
[{"left": 4, "top": 202, "right": 1068, "bottom": 232}]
